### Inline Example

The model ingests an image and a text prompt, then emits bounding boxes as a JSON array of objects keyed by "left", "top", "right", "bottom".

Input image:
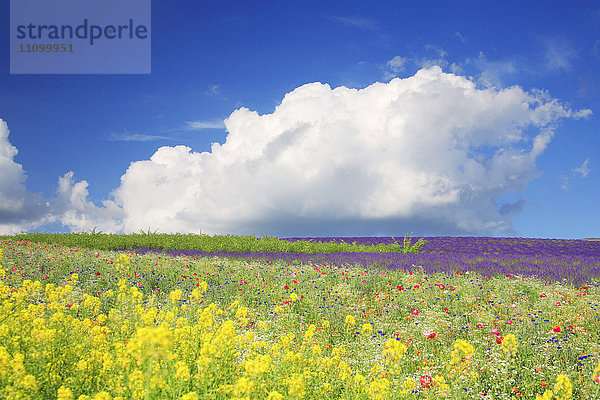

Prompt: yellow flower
[
  {"left": 287, "top": 373, "right": 305, "bottom": 397},
  {"left": 174, "top": 361, "right": 191, "bottom": 381},
  {"left": 93, "top": 392, "right": 111, "bottom": 400},
  {"left": 57, "top": 386, "right": 74, "bottom": 400},
  {"left": 535, "top": 390, "right": 554, "bottom": 400},
  {"left": 22, "top": 374, "right": 38, "bottom": 391},
  {"left": 169, "top": 289, "right": 183, "bottom": 304},
  {"left": 345, "top": 315, "right": 356, "bottom": 326},
  {"left": 554, "top": 374, "right": 572, "bottom": 399},
  {"left": 384, "top": 338, "right": 407, "bottom": 362},
  {"left": 361, "top": 323, "right": 373, "bottom": 335},
  {"left": 76, "top": 359, "right": 88, "bottom": 371},
  {"left": 244, "top": 354, "right": 272, "bottom": 376},
  {"left": 353, "top": 373, "right": 366, "bottom": 387},
  {"left": 117, "top": 254, "right": 130, "bottom": 265},
  {"left": 366, "top": 378, "right": 390, "bottom": 400},
  {"left": 501, "top": 334, "right": 518, "bottom": 355},
  {"left": 180, "top": 392, "right": 199, "bottom": 400},
  {"left": 304, "top": 324, "right": 316, "bottom": 341},
  {"left": 401, "top": 377, "right": 416, "bottom": 393},
  {"left": 233, "top": 377, "right": 254, "bottom": 397},
  {"left": 267, "top": 391, "right": 284, "bottom": 400},
  {"left": 235, "top": 306, "right": 248, "bottom": 319},
  {"left": 290, "top": 292, "right": 299, "bottom": 301}
]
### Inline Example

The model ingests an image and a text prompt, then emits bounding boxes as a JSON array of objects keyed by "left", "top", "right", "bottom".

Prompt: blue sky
[{"left": 1, "top": 1, "right": 599, "bottom": 239}]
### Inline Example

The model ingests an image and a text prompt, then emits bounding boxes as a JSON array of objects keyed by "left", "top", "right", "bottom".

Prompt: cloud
[
  {"left": 52, "top": 171, "right": 125, "bottom": 233},
  {"left": 559, "top": 174, "right": 570, "bottom": 191},
  {"left": 205, "top": 84, "right": 221, "bottom": 96},
  {"left": 542, "top": 38, "right": 576, "bottom": 72},
  {"left": 108, "top": 132, "right": 172, "bottom": 142},
  {"left": 382, "top": 56, "right": 408, "bottom": 80},
  {"left": 559, "top": 158, "right": 591, "bottom": 191},
  {"left": 106, "top": 67, "right": 590, "bottom": 235},
  {"left": 473, "top": 52, "right": 521, "bottom": 88},
  {"left": 0, "top": 119, "right": 53, "bottom": 234},
  {"left": 573, "top": 158, "right": 590, "bottom": 177},
  {"left": 329, "top": 16, "right": 378, "bottom": 31},
  {"left": 1, "top": 67, "right": 592, "bottom": 236},
  {"left": 185, "top": 120, "right": 226, "bottom": 130}
]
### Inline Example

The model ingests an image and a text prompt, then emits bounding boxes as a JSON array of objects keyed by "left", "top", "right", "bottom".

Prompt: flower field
[{"left": 0, "top": 236, "right": 599, "bottom": 399}]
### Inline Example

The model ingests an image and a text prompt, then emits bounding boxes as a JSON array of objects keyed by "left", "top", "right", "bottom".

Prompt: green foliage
[{"left": 0, "top": 232, "right": 428, "bottom": 254}]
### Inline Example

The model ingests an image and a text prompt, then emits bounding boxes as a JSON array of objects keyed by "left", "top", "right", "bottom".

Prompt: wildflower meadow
[{"left": 0, "top": 234, "right": 599, "bottom": 399}]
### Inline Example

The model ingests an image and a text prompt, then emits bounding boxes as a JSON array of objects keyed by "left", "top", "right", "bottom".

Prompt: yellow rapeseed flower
[
  {"left": 287, "top": 373, "right": 305, "bottom": 397},
  {"left": 93, "top": 392, "right": 111, "bottom": 400},
  {"left": 535, "top": 390, "right": 554, "bottom": 400},
  {"left": 384, "top": 338, "right": 408, "bottom": 363},
  {"left": 180, "top": 392, "right": 199, "bottom": 400},
  {"left": 401, "top": 377, "right": 416, "bottom": 394},
  {"left": 501, "top": 334, "right": 518, "bottom": 356},
  {"left": 345, "top": 315, "right": 356, "bottom": 326},
  {"left": 233, "top": 377, "right": 254, "bottom": 397},
  {"left": 169, "top": 289, "right": 183, "bottom": 304},
  {"left": 304, "top": 324, "right": 316, "bottom": 341},
  {"left": 554, "top": 374, "right": 573, "bottom": 399},
  {"left": 174, "top": 361, "right": 191, "bottom": 381},
  {"left": 365, "top": 378, "right": 390, "bottom": 400},
  {"left": 22, "top": 374, "right": 38, "bottom": 391},
  {"left": 361, "top": 323, "right": 373, "bottom": 335},
  {"left": 57, "top": 386, "right": 74, "bottom": 400},
  {"left": 244, "top": 354, "right": 272, "bottom": 376},
  {"left": 267, "top": 391, "right": 284, "bottom": 400}
]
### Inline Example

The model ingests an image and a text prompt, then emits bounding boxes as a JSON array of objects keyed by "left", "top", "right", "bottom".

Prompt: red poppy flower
[
  {"left": 428, "top": 332, "right": 436, "bottom": 339},
  {"left": 496, "top": 336, "right": 504, "bottom": 344},
  {"left": 553, "top": 326, "right": 562, "bottom": 333}
]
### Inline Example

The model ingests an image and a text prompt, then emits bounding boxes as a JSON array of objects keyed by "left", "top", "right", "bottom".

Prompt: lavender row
[
  {"left": 282, "top": 236, "right": 600, "bottom": 257},
  {"left": 130, "top": 246, "right": 600, "bottom": 286}
]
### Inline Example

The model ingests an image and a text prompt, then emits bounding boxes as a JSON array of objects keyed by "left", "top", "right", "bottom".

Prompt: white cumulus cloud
[
  {"left": 108, "top": 66, "right": 590, "bottom": 235},
  {"left": 0, "top": 67, "right": 592, "bottom": 236},
  {"left": 0, "top": 119, "right": 52, "bottom": 234}
]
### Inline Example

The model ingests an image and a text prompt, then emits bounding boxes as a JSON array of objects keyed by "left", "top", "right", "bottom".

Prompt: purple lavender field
[{"left": 133, "top": 236, "right": 600, "bottom": 286}]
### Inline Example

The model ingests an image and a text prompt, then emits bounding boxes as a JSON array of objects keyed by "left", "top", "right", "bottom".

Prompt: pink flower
[
  {"left": 476, "top": 323, "right": 485, "bottom": 329},
  {"left": 491, "top": 328, "right": 500, "bottom": 335},
  {"left": 420, "top": 375, "right": 433, "bottom": 388},
  {"left": 411, "top": 309, "right": 419, "bottom": 316}
]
